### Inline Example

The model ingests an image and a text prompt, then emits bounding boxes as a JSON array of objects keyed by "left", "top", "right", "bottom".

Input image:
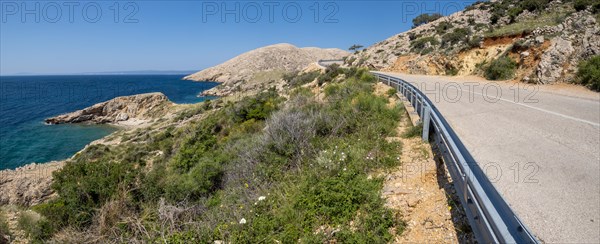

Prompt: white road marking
[{"left": 454, "top": 85, "right": 600, "bottom": 128}]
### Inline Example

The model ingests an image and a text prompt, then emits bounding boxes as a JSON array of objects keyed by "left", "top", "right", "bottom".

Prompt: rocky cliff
[
  {"left": 45, "top": 92, "right": 173, "bottom": 125},
  {"left": 0, "top": 162, "right": 64, "bottom": 206},
  {"left": 347, "top": 0, "right": 599, "bottom": 85},
  {"left": 184, "top": 43, "right": 348, "bottom": 96}
]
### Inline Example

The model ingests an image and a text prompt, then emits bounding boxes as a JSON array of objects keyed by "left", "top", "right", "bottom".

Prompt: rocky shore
[
  {"left": 45, "top": 92, "right": 172, "bottom": 125},
  {"left": 1, "top": 92, "right": 177, "bottom": 207},
  {"left": 0, "top": 161, "right": 64, "bottom": 206}
]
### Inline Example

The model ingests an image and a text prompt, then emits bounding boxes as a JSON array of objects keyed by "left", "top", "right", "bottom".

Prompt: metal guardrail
[
  {"left": 373, "top": 72, "right": 539, "bottom": 244},
  {"left": 317, "top": 59, "right": 344, "bottom": 67}
]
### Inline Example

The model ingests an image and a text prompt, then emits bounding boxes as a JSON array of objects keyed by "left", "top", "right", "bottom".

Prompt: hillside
[
  {"left": 0, "top": 66, "right": 469, "bottom": 243},
  {"left": 184, "top": 43, "right": 348, "bottom": 96},
  {"left": 347, "top": 0, "right": 599, "bottom": 88}
]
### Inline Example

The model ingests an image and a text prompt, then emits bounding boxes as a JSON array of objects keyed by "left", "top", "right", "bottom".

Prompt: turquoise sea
[{"left": 0, "top": 75, "right": 217, "bottom": 170}]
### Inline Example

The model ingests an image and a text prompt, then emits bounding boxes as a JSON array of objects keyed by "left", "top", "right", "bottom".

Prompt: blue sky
[{"left": 0, "top": 0, "right": 477, "bottom": 75}]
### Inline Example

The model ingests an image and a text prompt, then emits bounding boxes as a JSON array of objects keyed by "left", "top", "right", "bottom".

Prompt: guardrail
[
  {"left": 317, "top": 59, "right": 344, "bottom": 67},
  {"left": 373, "top": 72, "right": 539, "bottom": 244}
]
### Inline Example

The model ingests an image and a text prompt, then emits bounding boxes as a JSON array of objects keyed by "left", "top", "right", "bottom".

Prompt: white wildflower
[
  {"left": 239, "top": 218, "right": 247, "bottom": 224},
  {"left": 258, "top": 196, "right": 266, "bottom": 201}
]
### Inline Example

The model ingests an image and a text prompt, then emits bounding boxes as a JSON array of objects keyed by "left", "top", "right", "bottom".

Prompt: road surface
[{"left": 376, "top": 72, "right": 600, "bottom": 243}]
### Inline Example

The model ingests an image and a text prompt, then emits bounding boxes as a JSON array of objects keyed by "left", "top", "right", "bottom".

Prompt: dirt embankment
[{"left": 374, "top": 82, "right": 474, "bottom": 243}]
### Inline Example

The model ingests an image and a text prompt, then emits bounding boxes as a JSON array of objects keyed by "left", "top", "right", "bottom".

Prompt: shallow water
[{"left": 0, "top": 75, "right": 217, "bottom": 170}]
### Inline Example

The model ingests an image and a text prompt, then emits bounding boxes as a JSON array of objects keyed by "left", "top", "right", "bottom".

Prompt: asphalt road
[{"left": 376, "top": 72, "right": 600, "bottom": 243}]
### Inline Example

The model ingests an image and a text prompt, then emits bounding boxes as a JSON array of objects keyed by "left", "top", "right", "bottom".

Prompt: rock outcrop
[
  {"left": 45, "top": 92, "right": 172, "bottom": 125},
  {"left": 0, "top": 162, "right": 64, "bottom": 206},
  {"left": 347, "top": 0, "right": 600, "bottom": 86},
  {"left": 184, "top": 43, "right": 348, "bottom": 96}
]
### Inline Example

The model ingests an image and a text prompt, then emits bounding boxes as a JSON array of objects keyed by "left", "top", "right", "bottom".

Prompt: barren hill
[{"left": 184, "top": 43, "right": 348, "bottom": 96}]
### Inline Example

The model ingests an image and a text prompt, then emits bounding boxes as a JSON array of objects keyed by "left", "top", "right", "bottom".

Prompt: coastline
[{"left": 0, "top": 92, "right": 183, "bottom": 206}]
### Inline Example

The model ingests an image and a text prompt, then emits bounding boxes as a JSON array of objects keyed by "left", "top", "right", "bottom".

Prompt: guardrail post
[{"left": 422, "top": 105, "right": 431, "bottom": 142}]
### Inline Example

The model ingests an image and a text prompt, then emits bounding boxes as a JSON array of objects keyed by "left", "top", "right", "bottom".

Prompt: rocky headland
[
  {"left": 184, "top": 43, "right": 348, "bottom": 96},
  {"left": 45, "top": 92, "right": 173, "bottom": 126}
]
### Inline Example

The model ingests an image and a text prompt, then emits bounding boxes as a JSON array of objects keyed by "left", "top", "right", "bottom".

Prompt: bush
[
  {"left": 263, "top": 109, "right": 317, "bottom": 164},
  {"left": 412, "top": 13, "right": 443, "bottom": 28},
  {"left": 442, "top": 28, "right": 471, "bottom": 47},
  {"left": 386, "top": 88, "right": 397, "bottom": 97},
  {"left": 435, "top": 21, "right": 453, "bottom": 34},
  {"left": 576, "top": 55, "right": 600, "bottom": 91},
  {"left": 318, "top": 64, "right": 343, "bottom": 85},
  {"left": 410, "top": 36, "right": 439, "bottom": 54},
  {"left": 402, "top": 123, "right": 423, "bottom": 138},
  {"left": 0, "top": 212, "right": 11, "bottom": 242},
  {"left": 233, "top": 88, "right": 282, "bottom": 122},
  {"left": 574, "top": 0, "right": 600, "bottom": 13},
  {"left": 468, "top": 35, "right": 483, "bottom": 49},
  {"left": 46, "top": 152, "right": 140, "bottom": 229},
  {"left": 521, "top": 0, "right": 550, "bottom": 12},
  {"left": 18, "top": 211, "right": 55, "bottom": 242},
  {"left": 283, "top": 71, "right": 320, "bottom": 87},
  {"left": 484, "top": 56, "right": 518, "bottom": 80}
]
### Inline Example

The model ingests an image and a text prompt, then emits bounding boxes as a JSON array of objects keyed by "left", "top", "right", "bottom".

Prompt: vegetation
[
  {"left": 349, "top": 44, "right": 364, "bottom": 52},
  {"left": 575, "top": 55, "right": 600, "bottom": 91},
  {"left": 402, "top": 123, "right": 423, "bottom": 138},
  {"left": 410, "top": 36, "right": 440, "bottom": 54},
  {"left": 18, "top": 211, "right": 54, "bottom": 243},
  {"left": 468, "top": 35, "right": 483, "bottom": 49},
  {"left": 484, "top": 56, "right": 518, "bottom": 80},
  {"left": 435, "top": 21, "right": 453, "bottom": 34},
  {"left": 283, "top": 70, "right": 320, "bottom": 87},
  {"left": 412, "top": 13, "right": 443, "bottom": 28},
  {"left": 27, "top": 67, "right": 405, "bottom": 242},
  {"left": 442, "top": 28, "right": 471, "bottom": 47},
  {"left": 386, "top": 88, "right": 397, "bottom": 97},
  {"left": 574, "top": 0, "right": 600, "bottom": 13},
  {"left": 485, "top": 9, "right": 571, "bottom": 37},
  {"left": 0, "top": 211, "right": 11, "bottom": 243}
]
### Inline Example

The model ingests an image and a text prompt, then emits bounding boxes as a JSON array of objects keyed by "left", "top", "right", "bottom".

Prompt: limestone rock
[
  {"left": 45, "top": 92, "right": 172, "bottom": 125},
  {"left": 0, "top": 162, "right": 64, "bottom": 206}
]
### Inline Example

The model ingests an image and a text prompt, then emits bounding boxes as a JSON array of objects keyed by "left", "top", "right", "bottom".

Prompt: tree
[
  {"left": 412, "top": 13, "right": 443, "bottom": 28},
  {"left": 348, "top": 44, "right": 364, "bottom": 52}
]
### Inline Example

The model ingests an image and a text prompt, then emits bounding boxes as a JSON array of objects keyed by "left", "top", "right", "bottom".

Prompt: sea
[{"left": 0, "top": 75, "right": 218, "bottom": 170}]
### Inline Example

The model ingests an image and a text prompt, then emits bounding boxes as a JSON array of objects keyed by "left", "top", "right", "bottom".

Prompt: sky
[{"left": 0, "top": 0, "right": 477, "bottom": 75}]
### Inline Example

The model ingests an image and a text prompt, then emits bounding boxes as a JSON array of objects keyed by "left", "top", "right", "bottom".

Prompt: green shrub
[
  {"left": 0, "top": 212, "right": 11, "bottom": 242},
  {"left": 575, "top": 55, "right": 600, "bottom": 91},
  {"left": 521, "top": 0, "right": 550, "bottom": 12},
  {"left": 468, "top": 35, "right": 483, "bottom": 49},
  {"left": 410, "top": 36, "right": 440, "bottom": 54},
  {"left": 402, "top": 123, "right": 423, "bottom": 138},
  {"left": 507, "top": 7, "right": 524, "bottom": 23},
  {"left": 574, "top": 0, "right": 600, "bottom": 13},
  {"left": 386, "top": 88, "right": 397, "bottom": 97},
  {"left": 165, "top": 158, "right": 224, "bottom": 201},
  {"left": 446, "top": 66, "right": 459, "bottom": 76},
  {"left": 412, "top": 13, "right": 443, "bottom": 28},
  {"left": 233, "top": 88, "right": 282, "bottom": 122},
  {"left": 435, "top": 21, "right": 453, "bottom": 34},
  {"left": 18, "top": 211, "right": 55, "bottom": 243},
  {"left": 318, "top": 64, "right": 343, "bottom": 85},
  {"left": 283, "top": 71, "right": 320, "bottom": 87},
  {"left": 442, "top": 28, "right": 471, "bottom": 47},
  {"left": 46, "top": 152, "right": 139, "bottom": 228},
  {"left": 484, "top": 56, "right": 518, "bottom": 80}
]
